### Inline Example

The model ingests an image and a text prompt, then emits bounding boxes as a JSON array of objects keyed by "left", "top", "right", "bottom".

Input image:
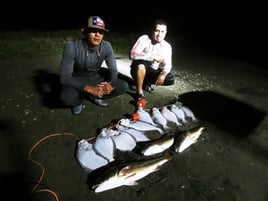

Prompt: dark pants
[
  {"left": 60, "top": 73, "right": 129, "bottom": 107},
  {"left": 130, "top": 60, "right": 175, "bottom": 86}
]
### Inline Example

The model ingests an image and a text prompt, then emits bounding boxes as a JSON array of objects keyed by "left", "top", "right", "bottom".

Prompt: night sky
[
  {"left": 3, "top": 2, "right": 266, "bottom": 32},
  {"left": 2, "top": 1, "right": 267, "bottom": 66}
]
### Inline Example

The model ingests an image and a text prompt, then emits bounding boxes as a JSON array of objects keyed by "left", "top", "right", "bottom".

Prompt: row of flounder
[{"left": 76, "top": 102, "right": 202, "bottom": 173}]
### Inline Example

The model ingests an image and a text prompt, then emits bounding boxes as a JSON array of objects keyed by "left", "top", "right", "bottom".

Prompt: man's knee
[
  {"left": 60, "top": 87, "right": 81, "bottom": 106},
  {"left": 137, "top": 64, "right": 146, "bottom": 70},
  {"left": 130, "top": 64, "right": 146, "bottom": 79},
  {"left": 164, "top": 74, "right": 176, "bottom": 85}
]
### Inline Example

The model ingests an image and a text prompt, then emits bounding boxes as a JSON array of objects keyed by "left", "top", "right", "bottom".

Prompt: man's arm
[
  {"left": 129, "top": 35, "right": 154, "bottom": 61},
  {"left": 59, "top": 41, "right": 86, "bottom": 90}
]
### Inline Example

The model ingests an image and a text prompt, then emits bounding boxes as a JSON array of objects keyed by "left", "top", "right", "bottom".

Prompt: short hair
[{"left": 153, "top": 19, "right": 167, "bottom": 29}]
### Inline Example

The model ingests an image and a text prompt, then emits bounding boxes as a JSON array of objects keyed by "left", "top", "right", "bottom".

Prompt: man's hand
[
  {"left": 83, "top": 84, "right": 104, "bottom": 98},
  {"left": 153, "top": 54, "right": 163, "bottom": 63},
  {"left": 100, "top": 82, "right": 114, "bottom": 95},
  {"left": 155, "top": 72, "right": 166, "bottom": 86},
  {"left": 83, "top": 82, "right": 114, "bottom": 98}
]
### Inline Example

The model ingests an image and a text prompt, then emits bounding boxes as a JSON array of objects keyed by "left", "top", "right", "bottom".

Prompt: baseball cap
[{"left": 86, "top": 16, "right": 109, "bottom": 32}]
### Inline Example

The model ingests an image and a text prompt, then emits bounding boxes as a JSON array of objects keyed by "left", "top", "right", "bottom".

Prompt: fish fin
[
  {"left": 125, "top": 173, "right": 137, "bottom": 179},
  {"left": 125, "top": 181, "right": 139, "bottom": 186},
  {"left": 119, "top": 165, "right": 132, "bottom": 175},
  {"left": 120, "top": 165, "right": 137, "bottom": 178},
  {"left": 153, "top": 165, "right": 163, "bottom": 172}
]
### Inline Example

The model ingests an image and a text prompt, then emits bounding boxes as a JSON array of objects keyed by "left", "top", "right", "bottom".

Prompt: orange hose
[{"left": 27, "top": 132, "right": 79, "bottom": 201}]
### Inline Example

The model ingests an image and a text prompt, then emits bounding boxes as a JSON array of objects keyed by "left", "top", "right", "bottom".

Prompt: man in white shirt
[{"left": 129, "top": 19, "right": 175, "bottom": 104}]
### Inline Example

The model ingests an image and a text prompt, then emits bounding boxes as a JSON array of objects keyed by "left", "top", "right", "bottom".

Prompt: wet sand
[{"left": 0, "top": 43, "right": 268, "bottom": 201}]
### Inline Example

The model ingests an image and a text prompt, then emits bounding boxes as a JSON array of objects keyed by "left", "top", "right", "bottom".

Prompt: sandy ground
[{"left": 0, "top": 45, "right": 268, "bottom": 201}]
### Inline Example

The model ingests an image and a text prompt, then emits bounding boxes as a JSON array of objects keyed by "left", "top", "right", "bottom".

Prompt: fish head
[
  {"left": 119, "top": 118, "right": 130, "bottom": 126},
  {"left": 151, "top": 107, "right": 161, "bottom": 115},
  {"left": 137, "top": 105, "right": 144, "bottom": 112},
  {"left": 176, "top": 126, "right": 205, "bottom": 153},
  {"left": 98, "top": 128, "right": 110, "bottom": 138},
  {"left": 152, "top": 107, "right": 158, "bottom": 112},
  {"left": 175, "top": 101, "right": 183, "bottom": 107},
  {"left": 170, "top": 104, "right": 179, "bottom": 110},
  {"left": 115, "top": 124, "right": 127, "bottom": 131},
  {"left": 186, "top": 126, "right": 204, "bottom": 140},
  {"left": 77, "top": 139, "right": 92, "bottom": 150},
  {"left": 90, "top": 164, "right": 128, "bottom": 193},
  {"left": 92, "top": 173, "right": 125, "bottom": 193},
  {"left": 161, "top": 106, "right": 167, "bottom": 111}
]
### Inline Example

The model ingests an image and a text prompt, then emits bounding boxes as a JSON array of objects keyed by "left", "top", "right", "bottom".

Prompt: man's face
[
  {"left": 86, "top": 29, "right": 104, "bottom": 47},
  {"left": 152, "top": 24, "right": 167, "bottom": 43}
]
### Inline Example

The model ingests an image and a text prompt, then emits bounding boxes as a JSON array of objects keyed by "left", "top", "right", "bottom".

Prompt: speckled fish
[
  {"left": 174, "top": 126, "right": 205, "bottom": 153},
  {"left": 150, "top": 107, "right": 171, "bottom": 131},
  {"left": 75, "top": 139, "right": 108, "bottom": 173},
  {"left": 89, "top": 152, "right": 173, "bottom": 193},
  {"left": 119, "top": 118, "right": 165, "bottom": 135},
  {"left": 93, "top": 128, "right": 116, "bottom": 162},
  {"left": 160, "top": 106, "right": 182, "bottom": 127},
  {"left": 136, "top": 134, "right": 175, "bottom": 156},
  {"left": 115, "top": 124, "right": 151, "bottom": 142},
  {"left": 175, "top": 101, "right": 198, "bottom": 122},
  {"left": 168, "top": 104, "right": 188, "bottom": 124}
]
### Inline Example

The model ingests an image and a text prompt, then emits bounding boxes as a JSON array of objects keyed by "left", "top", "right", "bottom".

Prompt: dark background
[{"left": 2, "top": 1, "right": 267, "bottom": 67}]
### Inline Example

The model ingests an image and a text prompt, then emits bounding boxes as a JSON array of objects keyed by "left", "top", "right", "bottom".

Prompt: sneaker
[
  {"left": 143, "top": 85, "right": 155, "bottom": 94},
  {"left": 136, "top": 94, "right": 147, "bottom": 108},
  {"left": 136, "top": 93, "right": 145, "bottom": 101},
  {"left": 72, "top": 104, "right": 83, "bottom": 115},
  {"left": 93, "top": 99, "right": 108, "bottom": 107},
  {"left": 87, "top": 95, "right": 109, "bottom": 107}
]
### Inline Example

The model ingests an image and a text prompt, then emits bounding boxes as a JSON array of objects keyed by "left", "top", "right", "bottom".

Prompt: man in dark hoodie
[{"left": 59, "top": 16, "right": 129, "bottom": 115}]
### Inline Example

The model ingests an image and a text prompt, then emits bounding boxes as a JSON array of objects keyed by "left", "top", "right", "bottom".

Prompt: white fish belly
[
  {"left": 76, "top": 139, "right": 108, "bottom": 172},
  {"left": 93, "top": 137, "right": 115, "bottom": 162},
  {"left": 111, "top": 132, "right": 137, "bottom": 151}
]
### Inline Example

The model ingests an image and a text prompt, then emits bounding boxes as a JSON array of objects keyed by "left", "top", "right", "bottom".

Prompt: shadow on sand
[
  {"left": 178, "top": 90, "right": 265, "bottom": 137},
  {"left": 32, "top": 68, "right": 135, "bottom": 109},
  {"left": 33, "top": 69, "right": 66, "bottom": 109}
]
